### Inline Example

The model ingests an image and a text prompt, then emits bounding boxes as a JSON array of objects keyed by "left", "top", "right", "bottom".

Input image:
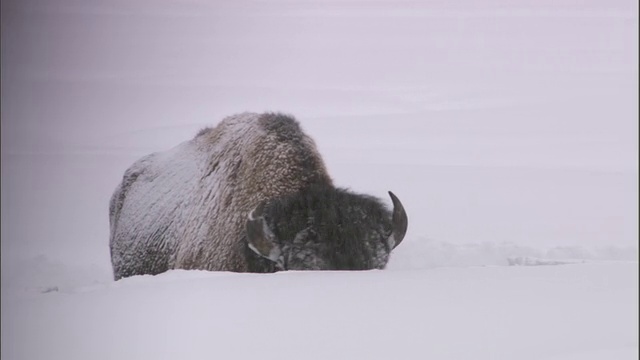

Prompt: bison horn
[
  {"left": 246, "top": 204, "right": 281, "bottom": 262},
  {"left": 387, "top": 191, "right": 408, "bottom": 249}
]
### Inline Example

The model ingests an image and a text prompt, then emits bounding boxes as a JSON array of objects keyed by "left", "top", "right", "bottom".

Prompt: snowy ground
[
  {"left": 1, "top": 0, "right": 638, "bottom": 359},
  {"left": 2, "top": 263, "right": 638, "bottom": 360}
]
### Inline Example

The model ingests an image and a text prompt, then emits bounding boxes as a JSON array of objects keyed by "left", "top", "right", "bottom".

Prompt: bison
[{"left": 109, "top": 112, "right": 408, "bottom": 279}]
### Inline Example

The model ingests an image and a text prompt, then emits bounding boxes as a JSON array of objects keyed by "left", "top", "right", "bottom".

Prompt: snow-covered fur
[{"left": 109, "top": 112, "right": 407, "bottom": 279}]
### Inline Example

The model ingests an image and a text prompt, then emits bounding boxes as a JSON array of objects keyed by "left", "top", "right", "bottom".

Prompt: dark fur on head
[{"left": 245, "top": 184, "right": 395, "bottom": 272}]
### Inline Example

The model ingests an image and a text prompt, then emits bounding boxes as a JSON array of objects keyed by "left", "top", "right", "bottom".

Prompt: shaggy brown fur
[{"left": 109, "top": 112, "right": 332, "bottom": 278}]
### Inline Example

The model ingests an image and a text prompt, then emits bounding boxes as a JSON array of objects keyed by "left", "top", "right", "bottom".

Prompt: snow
[
  {"left": 2, "top": 263, "right": 638, "bottom": 360},
  {"left": 1, "top": 0, "right": 638, "bottom": 358}
]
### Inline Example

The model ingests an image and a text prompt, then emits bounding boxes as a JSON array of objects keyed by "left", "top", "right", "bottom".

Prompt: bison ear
[
  {"left": 387, "top": 191, "right": 408, "bottom": 249},
  {"left": 246, "top": 205, "right": 282, "bottom": 263}
]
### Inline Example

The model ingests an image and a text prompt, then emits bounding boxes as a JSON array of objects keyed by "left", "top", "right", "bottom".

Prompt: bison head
[{"left": 245, "top": 186, "right": 408, "bottom": 271}]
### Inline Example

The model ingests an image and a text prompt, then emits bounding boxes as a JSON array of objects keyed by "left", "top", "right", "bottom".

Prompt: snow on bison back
[{"left": 109, "top": 112, "right": 408, "bottom": 279}]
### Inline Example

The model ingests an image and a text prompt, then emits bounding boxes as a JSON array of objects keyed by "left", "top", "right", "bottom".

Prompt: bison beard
[{"left": 109, "top": 112, "right": 408, "bottom": 279}]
